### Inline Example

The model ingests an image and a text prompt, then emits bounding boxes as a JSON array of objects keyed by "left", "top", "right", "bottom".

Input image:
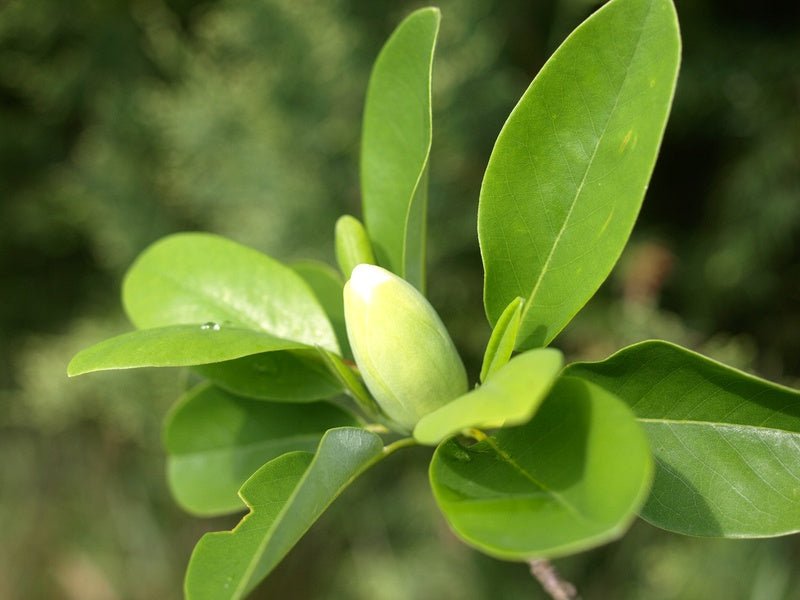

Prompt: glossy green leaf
[
  {"left": 194, "top": 350, "right": 342, "bottom": 402},
  {"left": 123, "top": 233, "right": 339, "bottom": 353},
  {"left": 479, "top": 296, "right": 524, "bottom": 383},
  {"left": 478, "top": 0, "right": 681, "bottom": 349},
  {"left": 566, "top": 340, "right": 800, "bottom": 537},
  {"left": 185, "top": 427, "right": 384, "bottom": 600},
  {"left": 429, "top": 377, "right": 652, "bottom": 559},
  {"left": 67, "top": 324, "right": 305, "bottom": 376},
  {"left": 291, "top": 259, "right": 351, "bottom": 358},
  {"left": 414, "top": 348, "right": 563, "bottom": 446},
  {"left": 164, "top": 384, "right": 358, "bottom": 516},
  {"left": 360, "top": 8, "right": 439, "bottom": 290}
]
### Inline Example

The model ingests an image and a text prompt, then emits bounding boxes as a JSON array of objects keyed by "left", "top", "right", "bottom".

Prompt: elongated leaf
[
  {"left": 566, "top": 340, "right": 800, "bottom": 537},
  {"left": 479, "top": 296, "right": 524, "bottom": 383},
  {"left": 414, "top": 348, "right": 562, "bottom": 446},
  {"left": 123, "top": 233, "right": 339, "bottom": 353},
  {"left": 67, "top": 324, "right": 305, "bottom": 376},
  {"left": 479, "top": 0, "right": 681, "bottom": 349},
  {"left": 291, "top": 260, "right": 351, "bottom": 359},
  {"left": 429, "top": 377, "right": 652, "bottom": 559},
  {"left": 194, "top": 350, "right": 341, "bottom": 402},
  {"left": 185, "top": 428, "right": 384, "bottom": 600},
  {"left": 361, "top": 8, "right": 439, "bottom": 290},
  {"left": 164, "top": 384, "right": 358, "bottom": 515}
]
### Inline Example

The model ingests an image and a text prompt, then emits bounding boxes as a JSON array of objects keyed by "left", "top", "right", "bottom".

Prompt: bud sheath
[{"left": 335, "top": 215, "right": 376, "bottom": 279}]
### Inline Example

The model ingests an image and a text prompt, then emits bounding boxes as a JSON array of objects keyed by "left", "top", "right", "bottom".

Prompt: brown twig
[{"left": 528, "top": 559, "right": 578, "bottom": 600}]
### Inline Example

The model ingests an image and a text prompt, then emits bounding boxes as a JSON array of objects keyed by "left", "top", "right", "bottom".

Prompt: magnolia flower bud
[{"left": 344, "top": 264, "right": 468, "bottom": 431}]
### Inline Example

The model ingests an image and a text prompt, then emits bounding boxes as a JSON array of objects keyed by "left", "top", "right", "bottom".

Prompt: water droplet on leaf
[{"left": 201, "top": 322, "right": 221, "bottom": 331}]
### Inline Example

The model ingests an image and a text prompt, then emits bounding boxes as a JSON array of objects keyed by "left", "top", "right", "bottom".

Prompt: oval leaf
[
  {"left": 360, "top": 7, "right": 440, "bottom": 289},
  {"left": 414, "top": 348, "right": 563, "bottom": 446},
  {"left": 185, "top": 427, "right": 384, "bottom": 600},
  {"left": 429, "top": 376, "right": 652, "bottom": 559},
  {"left": 67, "top": 324, "right": 306, "bottom": 376},
  {"left": 123, "top": 233, "right": 339, "bottom": 353},
  {"left": 164, "top": 384, "right": 358, "bottom": 515},
  {"left": 478, "top": 0, "right": 681, "bottom": 349},
  {"left": 566, "top": 340, "right": 800, "bottom": 537}
]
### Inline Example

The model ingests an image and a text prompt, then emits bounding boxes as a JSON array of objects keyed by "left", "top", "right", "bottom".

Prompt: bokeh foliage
[{"left": 1, "top": 0, "right": 798, "bottom": 598}]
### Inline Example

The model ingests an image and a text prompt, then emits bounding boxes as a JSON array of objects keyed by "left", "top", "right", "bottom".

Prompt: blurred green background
[{"left": 1, "top": 0, "right": 799, "bottom": 598}]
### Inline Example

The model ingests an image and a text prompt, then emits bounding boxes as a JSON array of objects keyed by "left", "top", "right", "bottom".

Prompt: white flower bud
[{"left": 344, "top": 264, "right": 468, "bottom": 431}]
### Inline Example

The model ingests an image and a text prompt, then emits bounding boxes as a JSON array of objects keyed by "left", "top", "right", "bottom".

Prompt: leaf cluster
[{"left": 68, "top": 0, "right": 800, "bottom": 597}]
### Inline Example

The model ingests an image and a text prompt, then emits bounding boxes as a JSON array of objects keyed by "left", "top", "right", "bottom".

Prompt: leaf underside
[
  {"left": 194, "top": 350, "right": 342, "bottom": 402},
  {"left": 566, "top": 340, "right": 800, "bottom": 537},
  {"left": 164, "top": 384, "right": 358, "bottom": 516}
]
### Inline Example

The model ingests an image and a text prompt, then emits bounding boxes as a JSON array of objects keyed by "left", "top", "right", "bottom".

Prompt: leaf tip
[
  {"left": 412, "top": 6, "right": 441, "bottom": 21},
  {"left": 66, "top": 355, "right": 86, "bottom": 377}
]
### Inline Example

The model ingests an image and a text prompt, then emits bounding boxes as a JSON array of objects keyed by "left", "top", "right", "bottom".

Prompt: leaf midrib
[
  {"left": 171, "top": 433, "right": 322, "bottom": 457},
  {"left": 520, "top": 0, "right": 654, "bottom": 330},
  {"left": 143, "top": 267, "right": 272, "bottom": 332},
  {"left": 237, "top": 432, "right": 384, "bottom": 598},
  {"left": 638, "top": 418, "right": 800, "bottom": 435},
  {"left": 483, "top": 437, "right": 593, "bottom": 525}
]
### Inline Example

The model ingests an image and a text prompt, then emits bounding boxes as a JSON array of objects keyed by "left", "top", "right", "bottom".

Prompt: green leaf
[
  {"left": 414, "top": 348, "right": 563, "bottom": 446},
  {"left": 291, "top": 259, "right": 351, "bottom": 359},
  {"left": 566, "top": 340, "right": 800, "bottom": 537},
  {"left": 194, "top": 350, "right": 342, "bottom": 402},
  {"left": 123, "top": 233, "right": 339, "bottom": 353},
  {"left": 429, "top": 377, "right": 652, "bottom": 559},
  {"left": 67, "top": 324, "right": 305, "bottom": 376},
  {"left": 360, "top": 7, "right": 439, "bottom": 290},
  {"left": 185, "top": 427, "right": 384, "bottom": 599},
  {"left": 334, "top": 215, "right": 376, "bottom": 281},
  {"left": 164, "top": 384, "right": 358, "bottom": 516},
  {"left": 478, "top": 0, "right": 681, "bottom": 349},
  {"left": 479, "top": 296, "right": 524, "bottom": 383}
]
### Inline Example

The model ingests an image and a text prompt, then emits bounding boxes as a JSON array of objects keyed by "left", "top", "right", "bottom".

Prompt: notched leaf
[{"left": 185, "top": 427, "right": 384, "bottom": 600}]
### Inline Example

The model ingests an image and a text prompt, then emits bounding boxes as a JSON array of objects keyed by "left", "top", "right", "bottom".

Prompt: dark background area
[{"left": 1, "top": 0, "right": 798, "bottom": 598}]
